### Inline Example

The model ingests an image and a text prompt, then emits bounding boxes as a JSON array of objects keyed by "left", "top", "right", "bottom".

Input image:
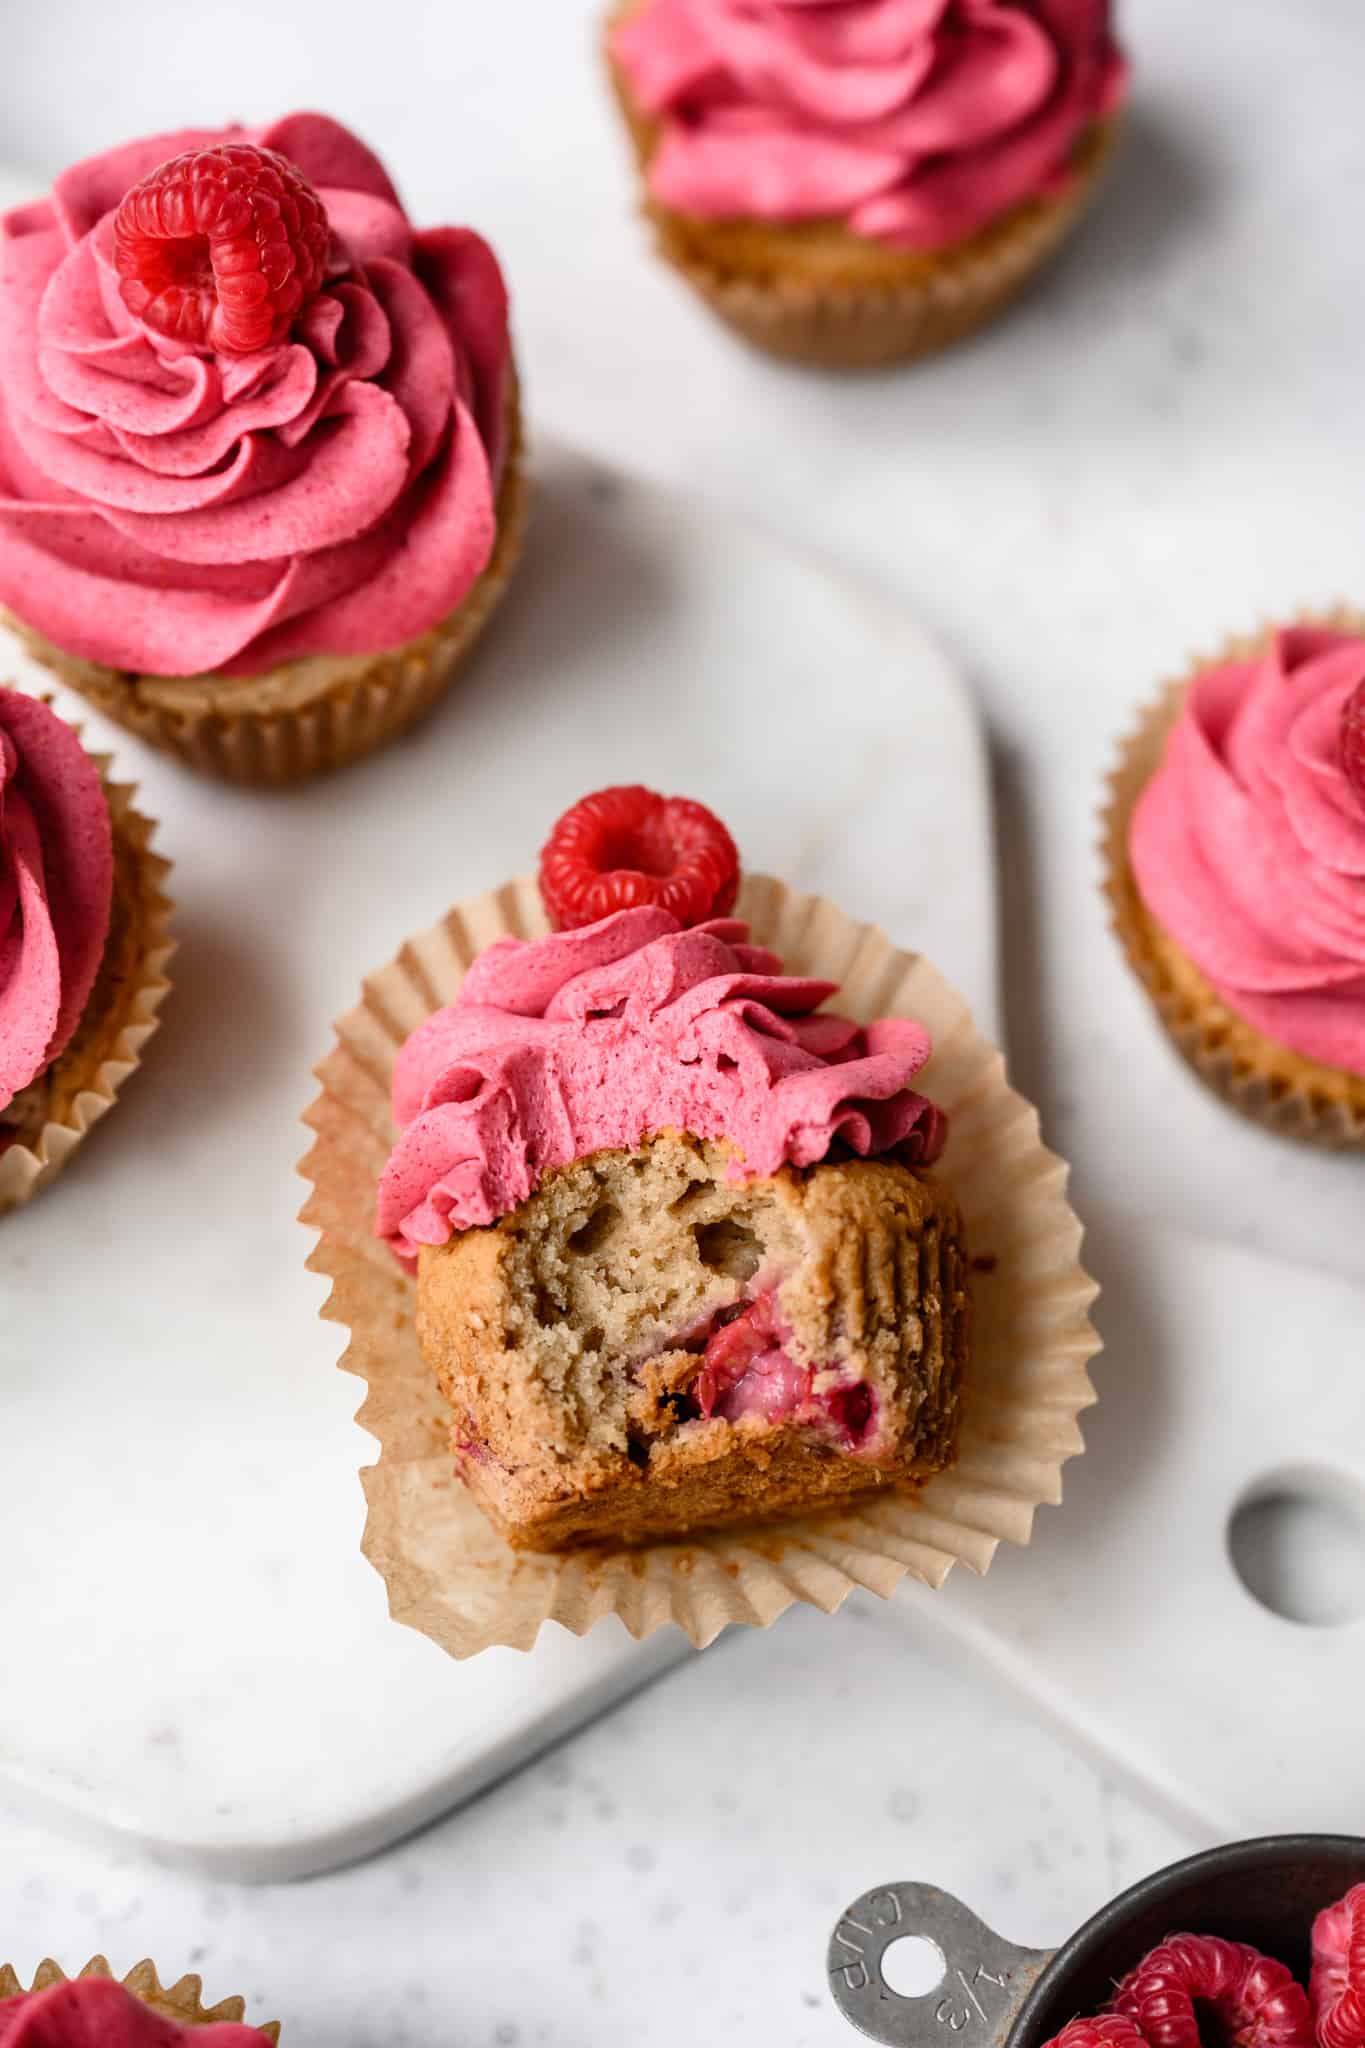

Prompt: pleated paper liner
[
  {"left": 4, "top": 385, "right": 529, "bottom": 788},
  {"left": 0, "top": 1957, "right": 279, "bottom": 2037},
  {"left": 1101, "top": 611, "right": 1365, "bottom": 1150},
  {"left": 300, "top": 872, "right": 1100, "bottom": 1657},
  {"left": 0, "top": 748, "right": 175, "bottom": 1216},
  {"left": 605, "top": 5, "right": 1120, "bottom": 370}
]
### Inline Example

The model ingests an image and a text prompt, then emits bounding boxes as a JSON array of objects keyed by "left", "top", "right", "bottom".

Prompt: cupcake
[
  {"left": 0, "top": 687, "right": 173, "bottom": 1214},
  {"left": 0, "top": 1958, "right": 277, "bottom": 2041},
  {"left": 607, "top": 0, "right": 1126, "bottom": 368},
  {"left": 0, "top": 113, "right": 526, "bottom": 785},
  {"left": 303, "top": 784, "right": 1098, "bottom": 1653},
  {"left": 1103, "top": 620, "right": 1365, "bottom": 1147}
]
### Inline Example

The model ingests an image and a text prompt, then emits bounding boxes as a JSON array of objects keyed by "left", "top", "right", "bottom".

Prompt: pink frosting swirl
[
  {"left": 0, "top": 113, "right": 511, "bottom": 677},
  {"left": 376, "top": 905, "right": 947, "bottom": 1262},
  {"left": 612, "top": 0, "right": 1125, "bottom": 249},
  {"left": 0, "top": 1979, "right": 270, "bottom": 2046},
  {"left": 1130, "top": 628, "right": 1365, "bottom": 1078},
  {"left": 0, "top": 687, "right": 113, "bottom": 1112}
]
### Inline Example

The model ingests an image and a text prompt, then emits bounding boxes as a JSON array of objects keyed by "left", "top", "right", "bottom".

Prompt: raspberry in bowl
[
  {"left": 302, "top": 785, "right": 1098, "bottom": 1655},
  {"left": 0, "top": 114, "right": 526, "bottom": 785},
  {"left": 829, "top": 1838, "right": 1365, "bottom": 2048}
]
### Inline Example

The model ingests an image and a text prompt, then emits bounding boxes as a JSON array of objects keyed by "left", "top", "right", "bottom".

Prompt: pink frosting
[
  {"left": 612, "top": 0, "right": 1125, "bottom": 249},
  {"left": 0, "top": 113, "right": 511, "bottom": 677},
  {"left": 0, "top": 687, "right": 113, "bottom": 1112},
  {"left": 1130, "top": 628, "right": 1365, "bottom": 1078},
  {"left": 0, "top": 1979, "right": 270, "bottom": 2046},
  {"left": 376, "top": 905, "right": 946, "bottom": 1262}
]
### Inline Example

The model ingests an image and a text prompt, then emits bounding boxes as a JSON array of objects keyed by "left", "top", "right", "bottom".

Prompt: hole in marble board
[
  {"left": 880, "top": 1935, "right": 946, "bottom": 2000},
  {"left": 1227, "top": 1464, "right": 1365, "bottom": 1627}
]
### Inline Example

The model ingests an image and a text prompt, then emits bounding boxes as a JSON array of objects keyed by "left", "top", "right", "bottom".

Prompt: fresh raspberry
[
  {"left": 1342, "top": 681, "right": 1365, "bottom": 808},
  {"left": 1043, "top": 2015, "right": 1150, "bottom": 2048},
  {"left": 1113, "top": 1935, "right": 1314, "bottom": 2048},
  {"left": 538, "top": 785, "right": 740, "bottom": 932},
  {"left": 114, "top": 143, "right": 330, "bottom": 354},
  {"left": 1312, "top": 1883, "right": 1365, "bottom": 2048}
]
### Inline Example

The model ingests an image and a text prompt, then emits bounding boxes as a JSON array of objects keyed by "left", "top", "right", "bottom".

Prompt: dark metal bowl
[{"left": 830, "top": 1836, "right": 1365, "bottom": 2048}]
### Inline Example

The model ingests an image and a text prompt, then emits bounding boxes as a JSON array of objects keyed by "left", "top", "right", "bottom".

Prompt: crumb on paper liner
[
  {"left": 3, "top": 385, "right": 529, "bottom": 788},
  {"left": 0, "top": 1957, "right": 278, "bottom": 2038},
  {"left": 1101, "top": 609, "right": 1365, "bottom": 1151},
  {"left": 0, "top": 751, "right": 174, "bottom": 1216},
  {"left": 604, "top": 2, "right": 1121, "bottom": 370},
  {"left": 300, "top": 873, "right": 1100, "bottom": 1659}
]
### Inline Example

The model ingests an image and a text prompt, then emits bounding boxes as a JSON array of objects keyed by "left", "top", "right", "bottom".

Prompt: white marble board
[
  {"left": 901, "top": 1215, "right": 1365, "bottom": 1836},
  {"left": 0, "top": 440, "right": 998, "bottom": 1881}
]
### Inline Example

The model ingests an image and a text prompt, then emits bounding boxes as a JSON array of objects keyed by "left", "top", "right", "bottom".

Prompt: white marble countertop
[{"left": 2, "top": 0, "right": 1361, "bottom": 2039}]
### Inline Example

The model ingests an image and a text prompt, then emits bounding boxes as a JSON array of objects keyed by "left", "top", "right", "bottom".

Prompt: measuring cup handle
[{"left": 828, "top": 1882, "right": 1054, "bottom": 2048}]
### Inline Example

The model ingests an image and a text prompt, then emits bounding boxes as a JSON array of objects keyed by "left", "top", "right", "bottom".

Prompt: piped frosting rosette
[
  {"left": 1104, "top": 615, "right": 1365, "bottom": 1146},
  {"left": 376, "top": 905, "right": 946, "bottom": 1261},
  {"left": 613, "top": 0, "right": 1126, "bottom": 249},
  {"left": 0, "top": 689, "right": 112, "bottom": 1107},
  {"left": 301, "top": 872, "right": 1099, "bottom": 1657},
  {"left": 606, "top": 0, "right": 1126, "bottom": 367},
  {"left": 0, "top": 114, "right": 525, "bottom": 781},
  {"left": 0, "top": 687, "right": 173, "bottom": 1213},
  {"left": 0, "top": 1958, "right": 277, "bottom": 2042}
]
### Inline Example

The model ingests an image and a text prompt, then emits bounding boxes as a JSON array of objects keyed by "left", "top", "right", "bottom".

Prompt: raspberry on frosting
[
  {"left": 0, "top": 688, "right": 113, "bottom": 1112},
  {"left": 1130, "top": 629, "right": 1365, "bottom": 1078},
  {"left": 612, "top": 0, "right": 1126, "bottom": 249},
  {"left": 0, "top": 113, "right": 512, "bottom": 678},
  {"left": 375, "top": 905, "right": 946, "bottom": 1262},
  {"left": 538, "top": 784, "right": 740, "bottom": 931},
  {"left": 114, "top": 143, "right": 331, "bottom": 355}
]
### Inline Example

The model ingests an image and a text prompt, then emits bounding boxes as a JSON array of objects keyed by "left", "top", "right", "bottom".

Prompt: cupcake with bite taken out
[
  {"left": 1104, "top": 618, "right": 1365, "bottom": 1147},
  {"left": 0, "top": 686, "right": 173, "bottom": 1215},
  {"left": 607, "top": 0, "right": 1127, "bottom": 367},
  {"left": 302, "top": 783, "right": 1099, "bottom": 1658},
  {"left": 0, "top": 1956, "right": 276, "bottom": 2041},
  {"left": 378, "top": 786, "right": 966, "bottom": 1550},
  {"left": 0, "top": 114, "right": 525, "bottom": 784}
]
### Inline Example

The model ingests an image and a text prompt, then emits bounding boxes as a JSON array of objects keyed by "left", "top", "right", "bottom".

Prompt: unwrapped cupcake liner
[
  {"left": 0, "top": 1956, "right": 278, "bottom": 2037},
  {"left": 606, "top": 8, "right": 1120, "bottom": 370},
  {"left": 300, "top": 872, "right": 1100, "bottom": 1658},
  {"left": 0, "top": 750, "right": 175, "bottom": 1216},
  {"left": 5, "top": 391, "right": 529, "bottom": 788},
  {"left": 1102, "top": 610, "right": 1365, "bottom": 1150}
]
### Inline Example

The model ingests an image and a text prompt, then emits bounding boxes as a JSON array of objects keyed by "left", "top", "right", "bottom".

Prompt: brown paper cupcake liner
[
  {"left": 0, "top": 1956, "right": 278, "bottom": 2037},
  {"left": 1101, "top": 609, "right": 1365, "bottom": 1150},
  {"left": 300, "top": 872, "right": 1100, "bottom": 1658},
  {"left": 606, "top": 6, "right": 1120, "bottom": 369},
  {"left": 0, "top": 745, "right": 174, "bottom": 1215},
  {"left": 5, "top": 385, "right": 529, "bottom": 788}
]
